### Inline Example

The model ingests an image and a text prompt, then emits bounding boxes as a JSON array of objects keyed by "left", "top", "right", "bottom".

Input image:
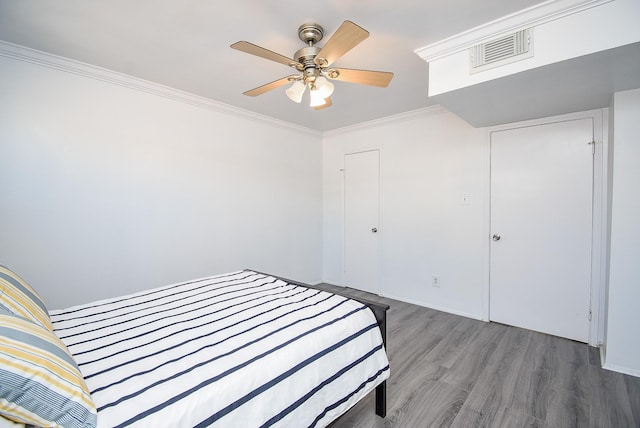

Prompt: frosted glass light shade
[
  {"left": 309, "top": 88, "right": 327, "bottom": 107},
  {"left": 315, "top": 76, "right": 334, "bottom": 98},
  {"left": 285, "top": 80, "right": 306, "bottom": 103}
]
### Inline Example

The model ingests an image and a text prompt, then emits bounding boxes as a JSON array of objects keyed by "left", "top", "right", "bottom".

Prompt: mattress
[{"left": 49, "top": 270, "right": 390, "bottom": 427}]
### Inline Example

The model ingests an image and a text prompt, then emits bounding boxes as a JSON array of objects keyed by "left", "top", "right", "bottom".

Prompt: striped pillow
[
  {"left": 0, "top": 265, "right": 53, "bottom": 331},
  {"left": 0, "top": 307, "right": 97, "bottom": 428}
]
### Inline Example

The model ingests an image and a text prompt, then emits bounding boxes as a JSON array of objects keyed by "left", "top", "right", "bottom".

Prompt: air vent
[{"left": 469, "top": 28, "right": 533, "bottom": 73}]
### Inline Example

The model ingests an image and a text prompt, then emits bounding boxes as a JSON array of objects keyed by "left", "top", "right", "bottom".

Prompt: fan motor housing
[
  {"left": 294, "top": 46, "right": 322, "bottom": 77},
  {"left": 294, "top": 46, "right": 320, "bottom": 64}
]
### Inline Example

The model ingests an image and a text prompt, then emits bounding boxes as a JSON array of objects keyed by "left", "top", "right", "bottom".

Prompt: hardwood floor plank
[
  {"left": 451, "top": 327, "right": 532, "bottom": 425},
  {"left": 408, "top": 381, "right": 468, "bottom": 428},
  {"left": 387, "top": 328, "right": 444, "bottom": 378},
  {"left": 425, "top": 317, "right": 483, "bottom": 369},
  {"left": 510, "top": 332, "right": 559, "bottom": 420},
  {"left": 441, "top": 321, "right": 508, "bottom": 391},
  {"left": 450, "top": 406, "right": 544, "bottom": 428},
  {"left": 421, "top": 309, "right": 466, "bottom": 338},
  {"left": 625, "top": 374, "right": 640, "bottom": 426},
  {"left": 587, "top": 365, "right": 637, "bottom": 428},
  {"left": 485, "top": 323, "right": 532, "bottom": 368},
  {"left": 449, "top": 408, "right": 489, "bottom": 427},
  {"left": 548, "top": 338, "right": 590, "bottom": 400},
  {"left": 543, "top": 389, "right": 590, "bottom": 428},
  {"left": 495, "top": 407, "right": 544, "bottom": 428}
]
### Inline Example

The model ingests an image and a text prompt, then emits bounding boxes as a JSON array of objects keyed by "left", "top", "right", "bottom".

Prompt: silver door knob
[
  {"left": 492, "top": 234, "right": 501, "bottom": 241},
  {"left": 371, "top": 227, "right": 378, "bottom": 233}
]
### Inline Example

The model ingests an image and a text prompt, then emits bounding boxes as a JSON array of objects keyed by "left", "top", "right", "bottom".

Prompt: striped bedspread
[{"left": 49, "top": 270, "right": 390, "bottom": 427}]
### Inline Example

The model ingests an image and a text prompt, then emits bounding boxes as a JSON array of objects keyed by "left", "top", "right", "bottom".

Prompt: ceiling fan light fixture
[
  {"left": 315, "top": 76, "right": 335, "bottom": 98},
  {"left": 233, "top": 20, "right": 394, "bottom": 110},
  {"left": 285, "top": 80, "right": 306, "bottom": 103},
  {"left": 309, "top": 87, "right": 327, "bottom": 107}
]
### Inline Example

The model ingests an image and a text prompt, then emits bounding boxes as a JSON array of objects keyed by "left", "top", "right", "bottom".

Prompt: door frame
[
  {"left": 341, "top": 149, "right": 383, "bottom": 295},
  {"left": 482, "top": 108, "right": 608, "bottom": 347}
]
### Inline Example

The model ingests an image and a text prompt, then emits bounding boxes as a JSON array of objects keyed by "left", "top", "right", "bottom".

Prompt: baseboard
[
  {"left": 602, "top": 362, "right": 640, "bottom": 378},
  {"left": 599, "top": 343, "right": 640, "bottom": 377},
  {"left": 380, "top": 292, "right": 484, "bottom": 321}
]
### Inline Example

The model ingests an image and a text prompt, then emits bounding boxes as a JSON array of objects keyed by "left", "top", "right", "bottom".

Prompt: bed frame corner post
[
  {"left": 374, "top": 303, "right": 388, "bottom": 418},
  {"left": 375, "top": 381, "right": 387, "bottom": 417}
]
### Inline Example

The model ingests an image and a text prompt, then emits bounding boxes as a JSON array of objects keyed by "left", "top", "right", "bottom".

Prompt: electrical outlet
[{"left": 431, "top": 275, "right": 440, "bottom": 287}]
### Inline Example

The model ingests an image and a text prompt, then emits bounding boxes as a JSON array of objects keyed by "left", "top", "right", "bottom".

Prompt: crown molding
[
  {"left": 0, "top": 40, "right": 322, "bottom": 138},
  {"left": 323, "top": 105, "right": 449, "bottom": 136},
  {"left": 415, "top": 0, "right": 614, "bottom": 63}
]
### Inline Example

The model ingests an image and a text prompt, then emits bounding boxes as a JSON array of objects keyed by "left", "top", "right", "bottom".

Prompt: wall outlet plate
[{"left": 432, "top": 275, "right": 440, "bottom": 287}]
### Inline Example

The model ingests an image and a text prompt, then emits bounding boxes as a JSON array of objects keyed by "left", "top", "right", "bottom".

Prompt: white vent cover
[{"left": 469, "top": 28, "right": 533, "bottom": 73}]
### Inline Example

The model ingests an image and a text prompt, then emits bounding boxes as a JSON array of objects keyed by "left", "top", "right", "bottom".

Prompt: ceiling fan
[{"left": 231, "top": 21, "right": 393, "bottom": 110}]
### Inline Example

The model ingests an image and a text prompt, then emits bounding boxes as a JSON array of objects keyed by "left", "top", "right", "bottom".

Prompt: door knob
[
  {"left": 492, "top": 234, "right": 501, "bottom": 241},
  {"left": 371, "top": 227, "right": 378, "bottom": 233}
]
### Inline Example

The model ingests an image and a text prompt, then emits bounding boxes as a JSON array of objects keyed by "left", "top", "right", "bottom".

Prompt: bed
[{"left": 0, "top": 267, "right": 389, "bottom": 427}]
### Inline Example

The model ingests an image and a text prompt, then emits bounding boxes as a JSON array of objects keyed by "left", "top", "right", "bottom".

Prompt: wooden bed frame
[{"left": 258, "top": 271, "right": 390, "bottom": 419}]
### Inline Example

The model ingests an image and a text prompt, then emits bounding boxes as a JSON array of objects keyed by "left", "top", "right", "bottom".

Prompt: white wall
[
  {"left": 323, "top": 110, "right": 487, "bottom": 319},
  {"left": 0, "top": 54, "right": 323, "bottom": 309},
  {"left": 605, "top": 87, "right": 640, "bottom": 376}
]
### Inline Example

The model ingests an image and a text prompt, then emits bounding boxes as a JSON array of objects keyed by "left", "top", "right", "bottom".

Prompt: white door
[
  {"left": 490, "top": 118, "right": 593, "bottom": 342},
  {"left": 344, "top": 150, "right": 380, "bottom": 294}
]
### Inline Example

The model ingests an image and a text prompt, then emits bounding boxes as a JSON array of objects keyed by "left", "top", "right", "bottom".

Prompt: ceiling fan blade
[
  {"left": 243, "top": 75, "right": 298, "bottom": 97},
  {"left": 315, "top": 21, "right": 369, "bottom": 67},
  {"left": 327, "top": 68, "right": 393, "bottom": 87},
  {"left": 314, "top": 97, "right": 332, "bottom": 110},
  {"left": 231, "top": 41, "right": 302, "bottom": 69}
]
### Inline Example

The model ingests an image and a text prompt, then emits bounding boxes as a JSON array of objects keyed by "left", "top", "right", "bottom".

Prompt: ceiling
[
  {"left": 433, "top": 41, "right": 640, "bottom": 127},
  {"left": 0, "top": 0, "right": 546, "bottom": 131}
]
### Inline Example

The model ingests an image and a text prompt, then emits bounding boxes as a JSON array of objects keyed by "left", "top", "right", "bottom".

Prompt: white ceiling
[
  {"left": 432, "top": 41, "right": 640, "bottom": 127},
  {"left": 0, "top": 0, "right": 545, "bottom": 131}
]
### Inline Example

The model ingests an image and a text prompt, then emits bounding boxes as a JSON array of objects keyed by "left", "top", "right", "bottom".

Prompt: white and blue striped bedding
[{"left": 49, "top": 270, "right": 390, "bottom": 427}]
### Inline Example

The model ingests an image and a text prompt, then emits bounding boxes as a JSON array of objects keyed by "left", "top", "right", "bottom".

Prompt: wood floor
[{"left": 318, "top": 284, "right": 640, "bottom": 428}]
